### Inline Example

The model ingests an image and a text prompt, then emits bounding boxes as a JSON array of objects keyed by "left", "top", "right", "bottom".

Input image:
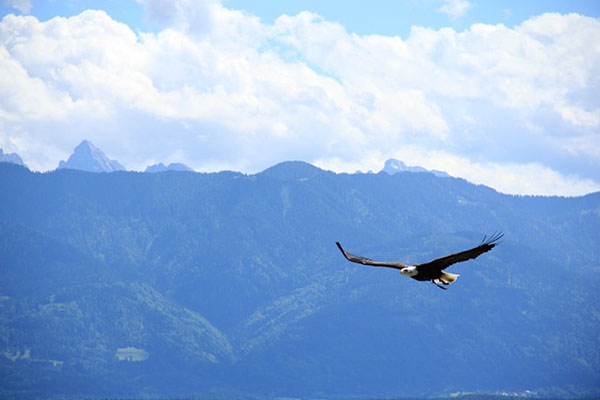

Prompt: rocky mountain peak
[{"left": 58, "top": 140, "right": 124, "bottom": 173}]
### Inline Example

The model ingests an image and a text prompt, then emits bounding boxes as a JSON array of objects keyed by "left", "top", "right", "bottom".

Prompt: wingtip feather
[
  {"left": 482, "top": 231, "right": 503, "bottom": 246},
  {"left": 335, "top": 242, "right": 347, "bottom": 258}
]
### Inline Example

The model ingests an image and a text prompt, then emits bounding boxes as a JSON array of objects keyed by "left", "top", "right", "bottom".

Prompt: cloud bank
[{"left": 0, "top": 0, "right": 599, "bottom": 196}]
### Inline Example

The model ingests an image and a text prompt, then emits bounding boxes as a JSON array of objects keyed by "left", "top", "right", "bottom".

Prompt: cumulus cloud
[{"left": 0, "top": 3, "right": 599, "bottom": 196}]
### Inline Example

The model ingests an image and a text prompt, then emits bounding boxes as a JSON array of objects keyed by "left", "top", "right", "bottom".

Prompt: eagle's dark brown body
[{"left": 336, "top": 233, "right": 502, "bottom": 289}]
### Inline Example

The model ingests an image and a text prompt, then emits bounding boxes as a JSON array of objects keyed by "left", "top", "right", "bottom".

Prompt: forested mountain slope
[{"left": 0, "top": 161, "right": 598, "bottom": 398}]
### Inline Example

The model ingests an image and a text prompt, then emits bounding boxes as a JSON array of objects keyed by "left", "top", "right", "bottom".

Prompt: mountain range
[
  {"left": 3, "top": 140, "right": 451, "bottom": 180},
  {"left": 0, "top": 161, "right": 598, "bottom": 399},
  {"left": 56, "top": 140, "right": 196, "bottom": 174}
]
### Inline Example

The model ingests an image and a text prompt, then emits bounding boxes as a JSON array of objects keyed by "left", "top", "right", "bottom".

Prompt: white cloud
[
  {"left": 437, "top": 0, "right": 472, "bottom": 19},
  {"left": 314, "top": 147, "right": 600, "bottom": 197},
  {"left": 139, "top": 0, "right": 265, "bottom": 46},
  {"left": 388, "top": 147, "right": 600, "bottom": 197},
  {"left": 2, "top": 0, "right": 31, "bottom": 13},
  {"left": 0, "top": 5, "right": 599, "bottom": 196}
]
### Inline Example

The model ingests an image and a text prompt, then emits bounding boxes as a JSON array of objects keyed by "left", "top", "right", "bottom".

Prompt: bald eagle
[{"left": 335, "top": 233, "right": 502, "bottom": 290}]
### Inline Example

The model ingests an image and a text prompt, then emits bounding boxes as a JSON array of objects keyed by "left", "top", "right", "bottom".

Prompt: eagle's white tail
[{"left": 437, "top": 271, "right": 460, "bottom": 285}]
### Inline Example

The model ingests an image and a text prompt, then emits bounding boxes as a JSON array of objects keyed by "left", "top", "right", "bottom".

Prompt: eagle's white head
[{"left": 400, "top": 266, "right": 418, "bottom": 277}]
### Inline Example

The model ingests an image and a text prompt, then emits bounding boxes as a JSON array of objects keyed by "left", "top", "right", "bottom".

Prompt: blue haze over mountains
[
  {"left": 0, "top": 144, "right": 599, "bottom": 398},
  {"left": 4, "top": 139, "right": 447, "bottom": 177},
  {"left": 0, "top": 148, "right": 26, "bottom": 168},
  {"left": 145, "top": 162, "right": 194, "bottom": 173}
]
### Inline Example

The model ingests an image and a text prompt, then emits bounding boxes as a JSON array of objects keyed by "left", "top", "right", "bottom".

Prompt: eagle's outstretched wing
[
  {"left": 416, "top": 232, "right": 503, "bottom": 272},
  {"left": 335, "top": 242, "right": 406, "bottom": 270}
]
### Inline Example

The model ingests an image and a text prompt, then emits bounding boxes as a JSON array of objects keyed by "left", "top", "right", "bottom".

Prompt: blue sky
[
  {"left": 3, "top": 0, "right": 600, "bottom": 36},
  {"left": 1, "top": 0, "right": 599, "bottom": 195},
  {"left": 226, "top": 0, "right": 600, "bottom": 36}
]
